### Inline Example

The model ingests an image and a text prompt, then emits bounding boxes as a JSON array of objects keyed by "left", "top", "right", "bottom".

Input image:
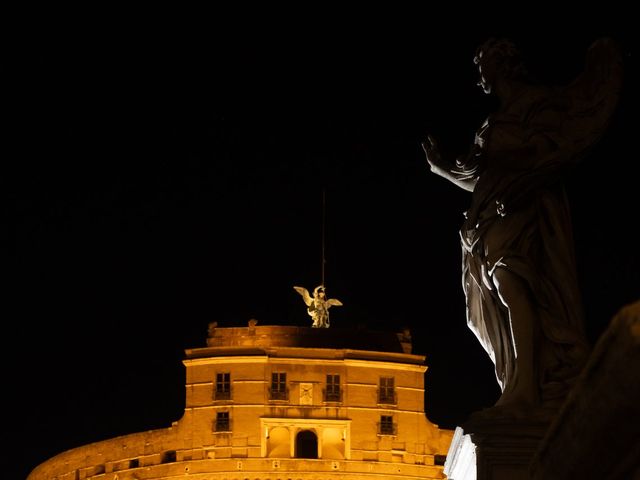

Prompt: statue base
[
  {"left": 445, "top": 300, "right": 640, "bottom": 479},
  {"left": 444, "top": 410, "right": 552, "bottom": 480}
]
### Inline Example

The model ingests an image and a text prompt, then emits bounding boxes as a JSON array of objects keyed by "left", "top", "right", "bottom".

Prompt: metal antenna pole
[{"left": 321, "top": 188, "right": 326, "bottom": 287}]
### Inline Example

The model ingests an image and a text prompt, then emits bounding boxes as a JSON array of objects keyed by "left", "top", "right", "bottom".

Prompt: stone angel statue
[
  {"left": 293, "top": 285, "right": 343, "bottom": 328},
  {"left": 422, "top": 37, "right": 623, "bottom": 410}
]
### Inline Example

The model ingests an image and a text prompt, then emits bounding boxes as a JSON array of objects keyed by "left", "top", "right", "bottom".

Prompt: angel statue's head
[
  {"left": 474, "top": 38, "right": 528, "bottom": 94},
  {"left": 314, "top": 285, "right": 326, "bottom": 298}
]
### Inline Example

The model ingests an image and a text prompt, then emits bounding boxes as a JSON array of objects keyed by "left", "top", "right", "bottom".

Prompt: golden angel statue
[{"left": 293, "top": 285, "right": 343, "bottom": 328}]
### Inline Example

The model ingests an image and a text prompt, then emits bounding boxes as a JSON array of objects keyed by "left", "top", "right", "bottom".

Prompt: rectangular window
[
  {"left": 379, "top": 415, "right": 395, "bottom": 435},
  {"left": 161, "top": 450, "right": 176, "bottom": 463},
  {"left": 379, "top": 376, "right": 396, "bottom": 404},
  {"left": 270, "top": 372, "right": 287, "bottom": 400},
  {"left": 325, "top": 374, "right": 341, "bottom": 402},
  {"left": 215, "top": 372, "right": 231, "bottom": 400},
  {"left": 215, "top": 411, "right": 230, "bottom": 431}
]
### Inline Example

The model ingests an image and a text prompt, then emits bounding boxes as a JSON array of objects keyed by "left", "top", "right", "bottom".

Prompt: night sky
[{"left": 9, "top": 13, "right": 637, "bottom": 479}]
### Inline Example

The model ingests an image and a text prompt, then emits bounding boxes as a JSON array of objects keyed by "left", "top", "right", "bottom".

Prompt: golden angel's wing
[
  {"left": 293, "top": 286, "right": 313, "bottom": 307},
  {"left": 326, "top": 298, "right": 343, "bottom": 308}
]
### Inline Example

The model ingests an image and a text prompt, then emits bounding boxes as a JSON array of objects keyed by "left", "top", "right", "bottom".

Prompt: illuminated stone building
[{"left": 28, "top": 322, "right": 453, "bottom": 479}]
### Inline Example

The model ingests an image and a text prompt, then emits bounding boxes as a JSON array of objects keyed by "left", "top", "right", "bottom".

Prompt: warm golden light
[{"left": 28, "top": 323, "right": 452, "bottom": 479}]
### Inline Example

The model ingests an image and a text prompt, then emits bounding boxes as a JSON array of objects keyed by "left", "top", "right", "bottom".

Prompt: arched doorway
[{"left": 295, "top": 430, "right": 318, "bottom": 458}]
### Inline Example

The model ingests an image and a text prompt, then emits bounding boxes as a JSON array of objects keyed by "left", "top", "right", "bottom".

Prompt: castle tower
[{"left": 28, "top": 322, "right": 453, "bottom": 479}]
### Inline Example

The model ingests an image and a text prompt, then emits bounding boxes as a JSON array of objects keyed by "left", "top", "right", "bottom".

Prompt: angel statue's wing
[
  {"left": 293, "top": 286, "right": 313, "bottom": 307},
  {"left": 496, "top": 38, "right": 623, "bottom": 211},
  {"left": 556, "top": 37, "right": 624, "bottom": 165},
  {"left": 326, "top": 298, "right": 343, "bottom": 308}
]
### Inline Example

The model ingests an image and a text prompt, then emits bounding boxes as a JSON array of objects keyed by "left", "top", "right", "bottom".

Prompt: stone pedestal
[
  {"left": 443, "top": 427, "right": 477, "bottom": 479},
  {"left": 444, "top": 411, "right": 552, "bottom": 480},
  {"left": 445, "top": 300, "right": 640, "bottom": 480}
]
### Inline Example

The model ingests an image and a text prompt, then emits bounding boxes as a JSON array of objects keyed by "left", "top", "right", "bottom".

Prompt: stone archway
[
  {"left": 321, "top": 427, "right": 345, "bottom": 459},
  {"left": 266, "top": 426, "right": 290, "bottom": 458},
  {"left": 295, "top": 430, "right": 318, "bottom": 459}
]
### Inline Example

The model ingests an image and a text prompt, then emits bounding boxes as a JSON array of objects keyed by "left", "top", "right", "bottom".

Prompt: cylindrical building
[{"left": 28, "top": 323, "right": 452, "bottom": 479}]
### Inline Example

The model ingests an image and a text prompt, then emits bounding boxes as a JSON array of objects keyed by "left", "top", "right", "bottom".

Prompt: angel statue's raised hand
[{"left": 293, "top": 285, "right": 343, "bottom": 328}]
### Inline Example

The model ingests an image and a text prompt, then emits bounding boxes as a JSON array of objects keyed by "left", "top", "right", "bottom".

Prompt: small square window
[
  {"left": 379, "top": 415, "right": 395, "bottom": 435},
  {"left": 215, "top": 411, "right": 230, "bottom": 431},
  {"left": 270, "top": 372, "right": 287, "bottom": 400},
  {"left": 215, "top": 373, "right": 231, "bottom": 400},
  {"left": 325, "top": 374, "right": 341, "bottom": 402},
  {"left": 379, "top": 377, "right": 396, "bottom": 404}
]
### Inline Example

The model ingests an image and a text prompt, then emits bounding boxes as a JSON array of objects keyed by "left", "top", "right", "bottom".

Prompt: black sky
[{"left": 8, "top": 12, "right": 637, "bottom": 479}]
